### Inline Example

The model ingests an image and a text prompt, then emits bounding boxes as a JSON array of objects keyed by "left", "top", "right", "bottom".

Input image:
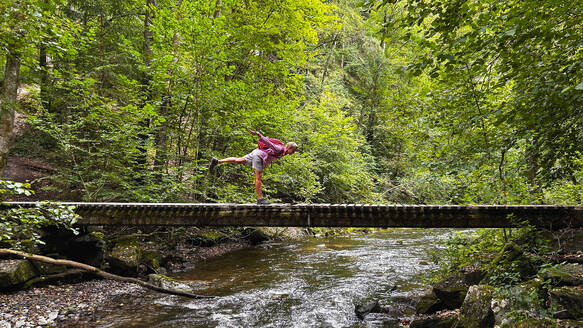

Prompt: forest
[
  {"left": 1, "top": 0, "right": 580, "bottom": 205},
  {"left": 1, "top": 1, "right": 583, "bottom": 327}
]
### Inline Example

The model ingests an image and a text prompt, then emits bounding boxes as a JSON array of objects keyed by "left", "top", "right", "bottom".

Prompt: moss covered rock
[
  {"left": 415, "top": 289, "right": 442, "bottom": 314},
  {"left": 541, "top": 263, "right": 583, "bottom": 286},
  {"left": 141, "top": 250, "right": 163, "bottom": 271},
  {"left": 30, "top": 260, "right": 66, "bottom": 276},
  {"left": 148, "top": 274, "right": 194, "bottom": 293},
  {"left": 355, "top": 300, "right": 381, "bottom": 320},
  {"left": 190, "top": 230, "right": 228, "bottom": 246},
  {"left": 409, "top": 312, "right": 459, "bottom": 328},
  {"left": 432, "top": 273, "right": 470, "bottom": 310},
  {"left": 107, "top": 238, "right": 142, "bottom": 276},
  {"left": 550, "top": 286, "right": 583, "bottom": 320},
  {"left": 0, "top": 259, "right": 37, "bottom": 291},
  {"left": 243, "top": 227, "right": 270, "bottom": 245},
  {"left": 514, "top": 318, "right": 558, "bottom": 328},
  {"left": 67, "top": 232, "right": 106, "bottom": 267},
  {"left": 483, "top": 242, "right": 536, "bottom": 282},
  {"left": 458, "top": 285, "right": 495, "bottom": 328}
]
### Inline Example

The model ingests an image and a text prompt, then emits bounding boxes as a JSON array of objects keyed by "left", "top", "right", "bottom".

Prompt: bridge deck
[{"left": 3, "top": 202, "right": 583, "bottom": 229}]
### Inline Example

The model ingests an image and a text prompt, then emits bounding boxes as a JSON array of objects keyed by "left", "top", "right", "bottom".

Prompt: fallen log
[{"left": 0, "top": 248, "right": 214, "bottom": 299}]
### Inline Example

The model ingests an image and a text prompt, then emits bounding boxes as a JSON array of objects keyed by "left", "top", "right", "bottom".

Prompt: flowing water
[{"left": 96, "top": 229, "right": 459, "bottom": 327}]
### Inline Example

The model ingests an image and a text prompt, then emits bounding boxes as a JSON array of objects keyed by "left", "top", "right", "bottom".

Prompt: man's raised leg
[{"left": 210, "top": 157, "right": 245, "bottom": 172}]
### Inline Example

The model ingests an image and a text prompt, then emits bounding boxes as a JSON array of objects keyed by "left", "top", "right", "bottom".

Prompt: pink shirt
[{"left": 256, "top": 136, "right": 286, "bottom": 167}]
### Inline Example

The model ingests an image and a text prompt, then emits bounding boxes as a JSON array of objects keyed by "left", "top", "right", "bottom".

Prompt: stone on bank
[{"left": 0, "top": 259, "right": 36, "bottom": 291}]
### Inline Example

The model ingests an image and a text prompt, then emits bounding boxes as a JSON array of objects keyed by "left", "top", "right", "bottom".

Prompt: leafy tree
[{"left": 0, "top": 180, "right": 79, "bottom": 251}]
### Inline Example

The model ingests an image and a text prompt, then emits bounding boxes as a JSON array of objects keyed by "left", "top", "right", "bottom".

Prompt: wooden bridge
[{"left": 2, "top": 202, "right": 583, "bottom": 230}]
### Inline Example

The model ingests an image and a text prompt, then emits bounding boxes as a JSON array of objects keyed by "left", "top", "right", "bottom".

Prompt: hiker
[{"left": 209, "top": 129, "right": 297, "bottom": 205}]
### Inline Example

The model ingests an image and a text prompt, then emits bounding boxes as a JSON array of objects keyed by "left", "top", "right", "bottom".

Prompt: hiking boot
[
  {"left": 256, "top": 198, "right": 271, "bottom": 205},
  {"left": 209, "top": 157, "right": 218, "bottom": 172}
]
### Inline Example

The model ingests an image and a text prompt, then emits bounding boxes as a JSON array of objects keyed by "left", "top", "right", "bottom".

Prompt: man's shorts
[{"left": 243, "top": 150, "right": 264, "bottom": 172}]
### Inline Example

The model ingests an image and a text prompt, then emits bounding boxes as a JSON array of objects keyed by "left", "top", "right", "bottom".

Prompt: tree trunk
[
  {"left": 214, "top": 0, "right": 222, "bottom": 18},
  {"left": 39, "top": 42, "right": 50, "bottom": 111},
  {"left": 0, "top": 47, "right": 21, "bottom": 172},
  {"left": 0, "top": 249, "right": 215, "bottom": 299},
  {"left": 154, "top": 0, "right": 183, "bottom": 171},
  {"left": 135, "top": 0, "right": 156, "bottom": 173},
  {"left": 39, "top": 0, "right": 50, "bottom": 112},
  {"left": 143, "top": 0, "right": 154, "bottom": 66}
]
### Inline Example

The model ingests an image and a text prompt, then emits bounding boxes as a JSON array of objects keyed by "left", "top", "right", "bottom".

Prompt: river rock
[
  {"left": 107, "top": 239, "right": 142, "bottom": 276},
  {"left": 355, "top": 300, "right": 381, "bottom": 320},
  {"left": 148, "top": 274, "right": 194, "bottom": 293},
  {"left": 541, "top": 263, "right": 583, "bottom": 286},
  {"left": 191, "top": 230, "right": 228, "bottom": 247},
  {"left": 362, "top": 313, "right": 400, "bottom": 327},
  {"left": 513, "top": 318, "right": 558, "bottom": 328},
  {"left": 141, "top": 250, "right": 163, "bottom": 272},
  {"left": 549, "top": 286, "right": 583, "bottom": 319},
  {"left": 483, "top": 242, "right": 536, "bottom": 282},
  {"left": 457, "top": 285, "right": 494, "bottom": 328},
  {"left": 491, "top": 295, "right": 512, "bottom": 326},
  {"left": 460, "top": 266, "right": 484, "bottom": 285},
  {"left": 243, "top": 228, "right": 270, "bottom": 245},
  {"left": 409, "top": 311, "right": 459, "bottom": 328},
  {"left": 67, "top": 232, "right": 106, "bottom": 267},
  {"left": 0, "top": 259, "right": 37, "bottom": 291},
  {"left": 23, "top": 268, "right": 88, "bottom": 289},
  {"left": 30, "top": 260, "right": 66, "bottom": 276},
  {"left": 432, "top": 273, "right": 469, "bottom": 310},
  {"left": 415, "top": 289, "right": 442, "bottom": 314},
  {"left": 384, "top": 299, "right": 416, "bottom": 317}
]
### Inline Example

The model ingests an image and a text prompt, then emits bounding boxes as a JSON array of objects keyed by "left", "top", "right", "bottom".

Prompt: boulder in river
[
  {"left": 362, "top": 312, "right": 400, "bottom": 327},
  {"left": 243, "top": 228, "right": 270, "bottom": 245},
  {"left": 415, "top": 289, "right": 442, "bottom": 314},
  {"left": 355, "top": 300, "right": 381, "bottom": 320},
  {"left": 148, "top": 274, "right": 195, "bottom": 293}
]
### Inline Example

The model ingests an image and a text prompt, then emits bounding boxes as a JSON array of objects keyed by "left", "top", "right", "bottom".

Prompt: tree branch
[{"left": 0, "top": 249, "right": 215, "bottom": 299}]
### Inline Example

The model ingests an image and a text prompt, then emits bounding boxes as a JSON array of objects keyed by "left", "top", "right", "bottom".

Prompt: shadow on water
[{"left": 96, "top": 228, "right": 464, "bottom": 328}]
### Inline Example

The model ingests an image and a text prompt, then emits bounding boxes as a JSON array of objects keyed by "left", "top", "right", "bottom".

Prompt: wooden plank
[{"left": 2, "top": 202, "right": 582, "bottom": 229}]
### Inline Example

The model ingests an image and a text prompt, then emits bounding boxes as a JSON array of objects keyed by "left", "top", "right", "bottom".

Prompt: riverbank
[{"left": 0, "top": 240, "right": 249, "bottom": 328}]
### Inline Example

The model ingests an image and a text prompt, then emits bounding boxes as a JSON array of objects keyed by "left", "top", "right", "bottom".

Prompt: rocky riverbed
[
  {"left": 0, "top": 241, "right": 250, "bottom": 328},
  {"left": 0, "top": 279, "right": 145, "bottom": 328}
]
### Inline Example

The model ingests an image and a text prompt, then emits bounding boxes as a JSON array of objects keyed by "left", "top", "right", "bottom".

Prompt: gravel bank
[
  {"left": 0, "top": 241, "right": 250, "bottom": 328},
  {"left": 0, "top": 279, "right": 145, "bottom": 328}
]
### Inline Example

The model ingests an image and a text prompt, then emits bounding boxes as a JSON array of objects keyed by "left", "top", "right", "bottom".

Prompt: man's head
[{"left": 285, "top": 142, "right": 297, "bottom": 155}]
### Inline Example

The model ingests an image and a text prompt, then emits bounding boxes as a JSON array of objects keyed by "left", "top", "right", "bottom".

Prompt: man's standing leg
[
  {"left": 254, "top": 169, "right": 263, "bottom": 200},
  {"left": 254, "top": 169, "right": 270, "bottom": 205}
]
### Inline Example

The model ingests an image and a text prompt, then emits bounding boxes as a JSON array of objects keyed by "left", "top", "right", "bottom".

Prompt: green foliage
[
  {"left": 431, "top": 222, "right": 548, "bottom": 286},
  {"left": 2, "top": 0, "right": 582, "bottom": 205},
  {"left": 0, "top": 180, "right": 79, "bottom": 251}
]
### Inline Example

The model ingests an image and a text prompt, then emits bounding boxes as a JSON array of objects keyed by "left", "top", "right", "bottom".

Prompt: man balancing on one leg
[{"left": 209, "top": 129, "right": 297, "bottom": 205}]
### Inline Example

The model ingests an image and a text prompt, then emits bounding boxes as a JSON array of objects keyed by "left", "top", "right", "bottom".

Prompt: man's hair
[{"left": 287, "top": 142, "right": 298, "bottom": 150}]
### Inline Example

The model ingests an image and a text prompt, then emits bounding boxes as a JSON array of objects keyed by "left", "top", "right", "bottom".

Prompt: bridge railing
[{"left": 2, "top": 202, "right": 582, "bottom": 229}]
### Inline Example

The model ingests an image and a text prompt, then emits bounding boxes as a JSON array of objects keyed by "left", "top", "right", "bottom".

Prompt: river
[{"left": 95, "top": 228, "right": 458, "bottom": 327}]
